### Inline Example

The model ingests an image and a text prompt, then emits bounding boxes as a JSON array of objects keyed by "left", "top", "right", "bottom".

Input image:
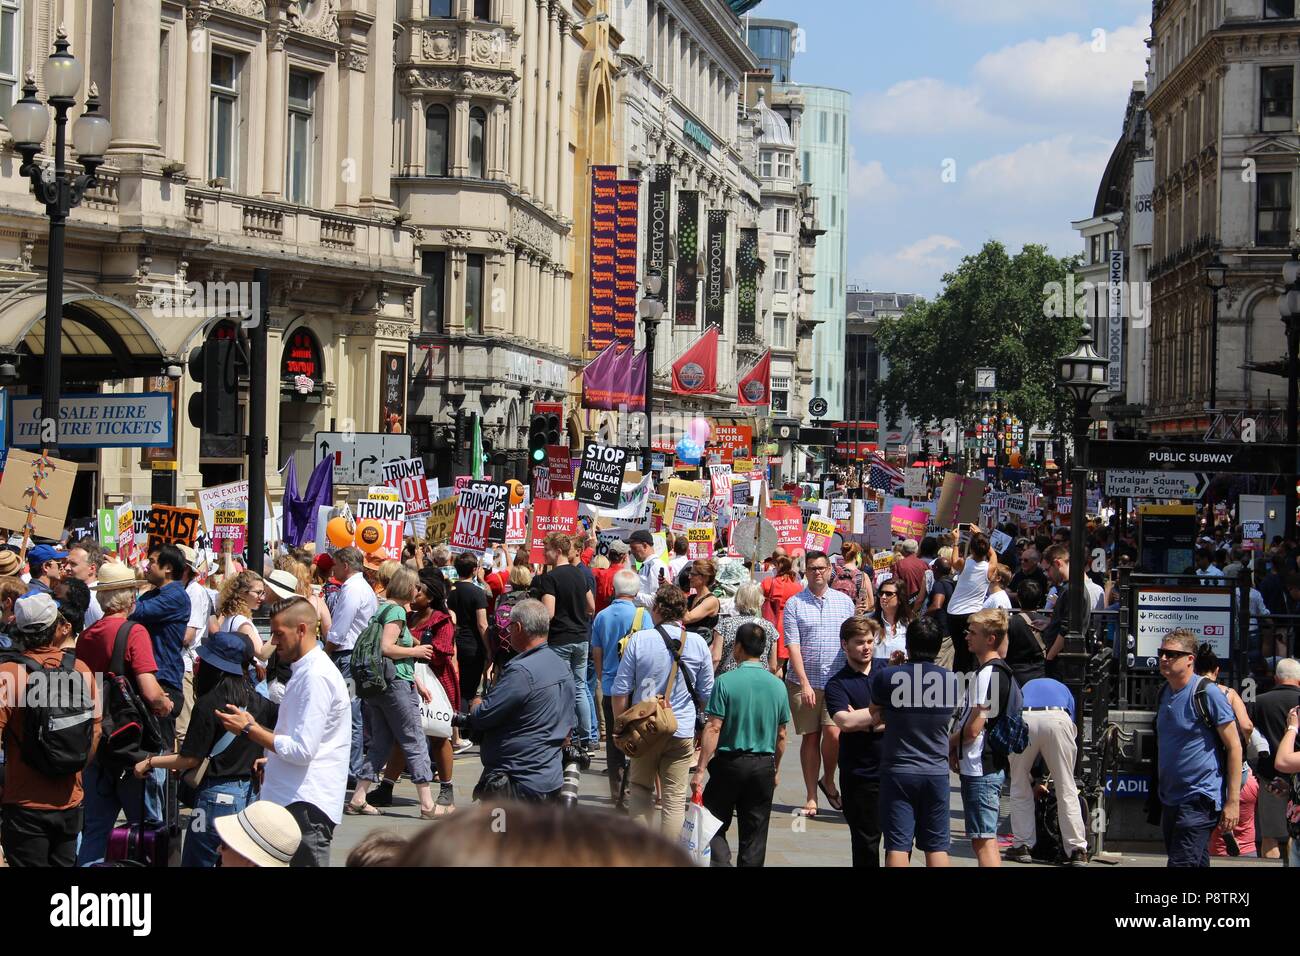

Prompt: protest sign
[
  {"left": 0, "top": 449, "right": 79, "bottom": 544},
  {"left": 890, "top": 505, "right": 928, "bottom": 540},
  {"left": 507, "top": 504, "right": 528, "bottom": 546},
  {"left": 367, "top": 486, "right": 400, "bottom": 502},
  {"left": 212, "top": 507, "right": 247, "bottom": 552},
  {"left": 582, "top": 475, "right": 652, "bottom": 525},
  {"left": 903, "top": 469, "right": 927, "bottom": 499},
  {"left": 98, "top": 508, "right": 117, "bottom": 552},
  {"left": 671, "top": 496, "right": 704, "bottom": 534},
  {"left": 803, "top": 515, "right": 836, "bottom": 554},
  {"left": 732, "top": 480, "right": 751, "bottom": 509},
  {"left": 193, "top": 480, "right": 274, "bottom": 536},
  {"left": 425, "top": 496, "right": 458, "bottom": 545},
  {"left": 144, "top": 505, "right": 201, "bottom": 554},
  {"left": 872, "top": 550, "right": 895, "bottom": 571},
  {"left": 686, "top": 524, "right": 715, "bottom": 559},
  {"left": 529, "top": 498, "right": 580, "bottom": 564},
  {"left": 452, "top": 482, "right": 508, "bottom": 552},
  {"left": 989, "top": 529, "right": 1013, "bottom": 555},
  {"left": 862, "top": 512, "right": 893, "bottom": 549},
  {"left": 115, "top": 502, "right": 137, "bottom": 564},
  {"left": 1003, "top": 494, "right": 1030, "bottom": 518},
  {"left": 575, "top": 443, "right": 628, "bottom": 508},
  {"left": 1055, "top": 496, "right": 1072, "bottom": 516},
  {"left": 356, "top": 498, "right": 407, "bottom": 524},
  {"left": 765, "top": 504, "right": 805, "bottom": 555},
  {"left": 710, "top": 424, "right": 752, "bottom": 463},
  {"left": 935, "top": 473, "right": 986, "bottom": 530},
  {"left": 381, "top": 458, "right": 432, "bottom": 516},
  {"left": 829, "top": 499, "right": 851, "bottom": 522}
]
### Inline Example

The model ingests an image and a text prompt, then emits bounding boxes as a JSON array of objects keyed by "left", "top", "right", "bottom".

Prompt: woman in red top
[
  {"left": 412, "top": 577, "right": 458, "bottom": 814},
  {"left": 761, "top": 554, "right": 803, "bottom": 671}
]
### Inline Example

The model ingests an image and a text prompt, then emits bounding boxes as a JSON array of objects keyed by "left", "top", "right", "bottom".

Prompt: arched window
[
  {"left": 469, "top": 106, "right": 487, "bottom": 178},
  {"left": 426, "top": 104, "right": 449, "bottom": 176}
]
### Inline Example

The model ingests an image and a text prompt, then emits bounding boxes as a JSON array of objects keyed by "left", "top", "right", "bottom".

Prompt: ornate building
[
  {"left": 0, "top": 0, "right": 421, "bottom": 515},
  {"left": 1146, "top": 0, "right": 1293, "bottom": 439}
]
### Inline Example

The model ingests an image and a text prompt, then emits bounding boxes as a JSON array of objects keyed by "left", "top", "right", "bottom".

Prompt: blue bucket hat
[{"left": 197, "top": 631, "right": 253, "bottom": 676}]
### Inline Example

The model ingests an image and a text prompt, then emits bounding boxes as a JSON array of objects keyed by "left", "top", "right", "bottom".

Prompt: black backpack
[
  {"left": 0, "top": 648, "right": 96, "bottom": 777},
  {"left": 99, "top": 621, "right": 165, "bottom": 767}
]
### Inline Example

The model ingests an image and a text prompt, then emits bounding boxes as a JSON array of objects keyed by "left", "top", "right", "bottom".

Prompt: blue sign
[
  {"left": 10, "top": 392, "right": 174, "bottom": 448},
  {"left": 1102, "top": 774, "right": 1150, "bottom": 798}
]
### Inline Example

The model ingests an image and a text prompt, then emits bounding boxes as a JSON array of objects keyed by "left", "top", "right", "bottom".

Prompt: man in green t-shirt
[{"left": 691, "top": 622, "right": 791, "bottom": 867}]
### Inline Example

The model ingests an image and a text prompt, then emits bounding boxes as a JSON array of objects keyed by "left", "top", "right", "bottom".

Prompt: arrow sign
[{"left": 1104, "top": 469, "right": 1209, "bottom": 501}]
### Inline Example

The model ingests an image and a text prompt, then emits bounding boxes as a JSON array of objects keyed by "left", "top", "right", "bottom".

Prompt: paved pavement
[{"left": 329, "top": 740, "right": 1278, "bottom": 867}]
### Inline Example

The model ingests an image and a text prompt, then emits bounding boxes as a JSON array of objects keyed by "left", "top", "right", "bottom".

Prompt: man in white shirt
[
  {"left": 323, "top": 547, "right": 378, "bottom": 786},
  {"left": 64, "top": 540, "right": 104, "bottom": 629},
  {"left": 1195, "top": 549, "right": 1225, "bottom": 579},
  {"left": 628, "top": 530, "right": 666, "bottom": 609},
  {"left": 177, "top": 545, "right": 215, "bottom": 748},
  {"left": 217, "top": 595, "right": 350, "bottom": 867}
]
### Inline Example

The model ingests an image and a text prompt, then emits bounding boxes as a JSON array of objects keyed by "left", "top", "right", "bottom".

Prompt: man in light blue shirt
[
  {"left": 590, "top": 569, "right": 644, "bottom": 804},
  {"left": 611, "top": 584, "right": 714, "bottom": 838}
]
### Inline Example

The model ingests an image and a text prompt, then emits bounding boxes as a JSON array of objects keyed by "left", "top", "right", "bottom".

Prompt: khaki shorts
[{"left": 788, "top": 682, "right": 833, "bottom": 735}]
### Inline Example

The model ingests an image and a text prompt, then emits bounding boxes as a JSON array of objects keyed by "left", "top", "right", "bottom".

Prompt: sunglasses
[
  {"left": 1157, "top": 647, "right": 1193, "bottom": 660},
  {"left": 879, "top": 591, "right": 898, "bottom": 597}
]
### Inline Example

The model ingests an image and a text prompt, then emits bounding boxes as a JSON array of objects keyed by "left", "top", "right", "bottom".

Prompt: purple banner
[{"left": 582, "top": 345, "right": 646, "bottom": 412}]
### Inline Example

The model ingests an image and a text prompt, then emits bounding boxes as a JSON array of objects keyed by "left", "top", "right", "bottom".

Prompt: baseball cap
[
  {"left": 14, "top": 591, "right": 58, "bottom": 632},
  {"left": 28, "top": 544, "right": 69, "bottom": 567},
  {"left": 607, "top": 539, "right": 630, "bottom": 556},
  {"left": 628, "top": 530, "right": 654, "bottom": 546}
]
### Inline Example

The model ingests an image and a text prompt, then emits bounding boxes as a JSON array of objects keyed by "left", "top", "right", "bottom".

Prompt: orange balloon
[
  {"left": 326, "top": 516, "right": 354, "bottom": 549},
  {"left": 354, "top": 519, "right": 384, "bottom": 553},
  {"left": 506, "top": 479, "right": 525, "bottom": 506}
]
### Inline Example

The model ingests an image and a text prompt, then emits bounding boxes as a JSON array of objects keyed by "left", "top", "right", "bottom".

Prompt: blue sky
[{"left": 749, "top": 0, "right": 1153, "bottom": 297}]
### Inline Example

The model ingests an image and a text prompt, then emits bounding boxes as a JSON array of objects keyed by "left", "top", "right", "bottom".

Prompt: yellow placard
[
  {"left": 872, "top": 550, "right": 894, "bottom": 571},
  {"left": 213, "top": 508, "right": 246, "bottom": 526},
  {"left": 687, "top": 526, "right": 714, "bottom": 543}
]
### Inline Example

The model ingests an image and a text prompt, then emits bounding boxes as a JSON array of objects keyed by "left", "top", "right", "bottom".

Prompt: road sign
[
  {"left": 1134, "top": 586, "right": 1233, "bottom": 662},
  {"left": 316, "top": 432, "right": 414, "bottom": 486},
  {"left": 1089, "top": 440, "right": 1293, "bottom": 474},
  {"left": 1104, "top": 470, "right": 1209, "bottom": 501}
]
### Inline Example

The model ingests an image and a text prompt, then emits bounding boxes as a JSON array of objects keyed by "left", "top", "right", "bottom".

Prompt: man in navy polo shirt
[
  {"left": 825, "top": 616, "right": 886, "bottom": 866},
  {"left": 1155, "top": 628, "right": 1241, "bottom": 867},
  {"left": 868, "top": 616, "right": 957, "bottom": 867}
]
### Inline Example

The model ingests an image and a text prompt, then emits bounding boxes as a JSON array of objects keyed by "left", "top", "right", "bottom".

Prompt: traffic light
[
  {"left": 528, "top": 409, "right": 560, "bottom": 463},
  {"left": 186, "top": 323, "right": 240, "bottom": 434}
]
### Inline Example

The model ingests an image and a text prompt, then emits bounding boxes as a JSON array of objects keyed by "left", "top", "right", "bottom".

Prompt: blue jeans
[
  {"left": 182, "top": 777, "right": 253, "bottom": 867},
  {"left": 583, "top": 655, "right": 600, "bottom": 744},
  {"left": 550, "top": 642, "right": 592, "bottom": 742},
  {"left": 331, "top": 651, "right": 365, "bottom": 781},
  {"left": 76, "top": 758, "right": 162, "bottom": 866},
  {"left": 960, "top": 770, "right": 1006, "bottom": 840}
]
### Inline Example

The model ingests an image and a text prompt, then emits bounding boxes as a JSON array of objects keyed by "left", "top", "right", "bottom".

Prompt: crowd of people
[{"left": 0, "top": 509, "right": 1297, "bottom": 869}]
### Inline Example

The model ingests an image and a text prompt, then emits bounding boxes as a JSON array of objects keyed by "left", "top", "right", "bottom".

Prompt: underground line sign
[{"left": 1103, "top": 470, "right": 1209, "bottom": 500}]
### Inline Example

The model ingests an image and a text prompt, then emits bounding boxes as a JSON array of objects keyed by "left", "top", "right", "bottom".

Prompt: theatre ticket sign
[{"left": 10, "top": 393, "right": 173, "bottom": 448}]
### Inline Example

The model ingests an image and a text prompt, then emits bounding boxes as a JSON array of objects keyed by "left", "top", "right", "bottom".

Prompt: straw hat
[
  {"left": 263, "top": 568, "right": 301, "bottom": 601},
  {"left": 93, "top": 561, "right": 143, "bottom": 593},
  {"left": 0, "top": 549, "right": 19, "bottom": 576},
  {"left": 212, "top": 801, "right": 301, "bottom": 867}
]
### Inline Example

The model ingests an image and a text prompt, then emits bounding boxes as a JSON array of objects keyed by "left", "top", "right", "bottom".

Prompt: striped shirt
[{"left": 782, "top": 587, "right": 855, "bottom": 690}]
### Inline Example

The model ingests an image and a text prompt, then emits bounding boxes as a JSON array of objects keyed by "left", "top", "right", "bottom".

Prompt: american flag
[{"left": 867, "top": 453, "right": 905, "bottom": 493}]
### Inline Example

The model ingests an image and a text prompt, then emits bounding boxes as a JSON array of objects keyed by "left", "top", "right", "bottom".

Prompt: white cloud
[
  {"left": 965, "top": 134, "right": 1114, "bottom": 203},
  {"left": 848, "top": 150, "right": 900, "bottom": 202},
  {"left": 854, "top": 78, "right": 1003, "bottom": 136},
  {"left": 854, "top": 235, "right": 963, "bottom": 296},
  {"left": 972, "top": 17, "right": 1151, "bottom": 115}
]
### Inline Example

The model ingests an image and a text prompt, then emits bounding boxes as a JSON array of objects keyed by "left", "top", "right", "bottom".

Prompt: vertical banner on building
[
  {"left": 645, "top": 164, "right": 672, "bottom": 302},
  {"left": 674, "top": 190, "right": 699, "bottom": 326},
  {"left": 588, "top": 165, "right": 619, "bottom": 350},
  {"left": 704, "top": 209, "right": 727, "bottom": 331},
  {"left": 737, "top": 227, "right": 759, "bottom": 332},
  {"left": 379, "top": 351, "right": 407, "bottom": 434},
  {"left": 1107, "top": 250, "right": 1124, "bottom": 394},
  {"left": 615, "top": 179, "right": 640, "bottom": 343}
]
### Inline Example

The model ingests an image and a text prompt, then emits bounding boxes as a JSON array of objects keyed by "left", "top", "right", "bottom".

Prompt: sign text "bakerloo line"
[{"left": 16, "top": 402, "right": 164, "bottom": 439}]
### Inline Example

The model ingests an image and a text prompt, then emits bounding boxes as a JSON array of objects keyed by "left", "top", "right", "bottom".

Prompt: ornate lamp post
[
  {"left": 638, "top": 269, "right": 666, "bottom": 471},
  {"left": 1279, "top": 251, "right": 1300, "bottom": 541},
  {"left": 1055, "top": 322, "right": 1110, "bottom": 768},
  {"left": 1205, "top": 252, "right": 1227, "bottom": 412},
  {"left": 8, "top": 28, "right": 111, "bottom": 452}
]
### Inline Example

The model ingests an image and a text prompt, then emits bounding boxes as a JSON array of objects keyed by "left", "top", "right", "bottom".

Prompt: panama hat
[
  {"left": 0, "top": 549, "right": 20, "bottom": 576},
  {"left": 263, "top": 568, "right": 301, "bottom": 601},
  {"left": 213, "top": 801, "right": 302, "bottom": 867},
  {"left": 93, "top": 561, "right": 144, "bottom": 593}
]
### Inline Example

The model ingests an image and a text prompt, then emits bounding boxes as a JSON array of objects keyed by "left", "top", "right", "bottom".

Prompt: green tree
[{"left": 873, "top": 240, "right": 1084, "bottom": 451}]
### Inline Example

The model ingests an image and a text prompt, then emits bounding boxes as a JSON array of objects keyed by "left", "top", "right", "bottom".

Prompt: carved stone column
[
  {"left": 512, "top": 244, "right": 529, "bottom": 339},
  {"left": 537, "top": 0, "right": 554, "bottom": 212},
  {"left": 262, "top": 23, "right": 289, "bottom": 197},
  {"left": 183, "top": 6, "right": 210, "bottom": 177},
  {"left": 452, "top": 94, "right": 471, "bottom": 176},
  {"left": 521, "top": 0, "right": 538, "bottom": 199},
  {"left": 489, "top": 101, "right": 507, "bottom": 181}
]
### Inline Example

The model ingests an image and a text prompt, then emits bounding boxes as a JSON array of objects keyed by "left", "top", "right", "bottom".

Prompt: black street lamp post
[
  {"left": 9, "top": 29, "right": 111, "bottom": 453},
  {"left": 1206, "top": 252, "right": 1227, "bottom": 412},
  {"left": 638, "top": 270, "right": 665, "bottom": 472},
  {"left": 1056, "top": 322, "right": 1110, "bottom": 772},
  {"left": 1280, "top": 252, "right": 1300, "bottom": 541}
]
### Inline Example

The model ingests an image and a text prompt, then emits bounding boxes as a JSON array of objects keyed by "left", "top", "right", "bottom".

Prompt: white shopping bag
[
  {"left": 679, "top": 794, "right": 724, "bottom": 866},
  {"left": 414, "top": 662, "right": 454, "bottom": 739}
]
